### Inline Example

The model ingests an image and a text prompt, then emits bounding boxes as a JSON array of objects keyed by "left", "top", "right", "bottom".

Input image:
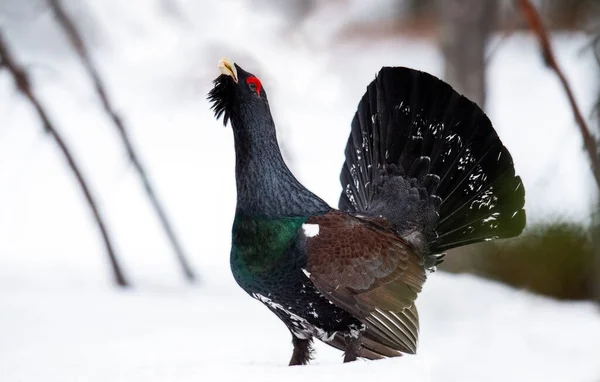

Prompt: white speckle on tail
[{"left": 302, "top": 224, "right": 319, "bottom": 238}]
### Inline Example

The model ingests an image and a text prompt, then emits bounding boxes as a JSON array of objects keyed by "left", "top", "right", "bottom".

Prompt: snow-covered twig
[
  {"left": 0, "top": 30, "right": 129, "bottom": 287},
  {"left": 516, "top": 0, "right": 600, "bottom": 190},
  {"left": 48, "top": 0, "right": 197, "bottom": 282}
]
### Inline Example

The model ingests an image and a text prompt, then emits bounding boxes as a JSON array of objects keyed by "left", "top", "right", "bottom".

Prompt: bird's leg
[
  {"left": 343, "top": 330, "right": 363, "bottom": 363},
  {"left": 288, "top": 334, "right": 313, "bottom": 366}
]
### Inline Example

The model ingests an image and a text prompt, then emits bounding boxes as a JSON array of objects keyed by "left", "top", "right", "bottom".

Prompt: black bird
[{"left": 208, "top": 58, "right": 525, "bottom": 365}]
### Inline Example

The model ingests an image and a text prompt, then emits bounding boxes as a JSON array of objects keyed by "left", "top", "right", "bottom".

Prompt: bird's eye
[{"left": 246, "top": 76, "right": 262, "bottom": 96}]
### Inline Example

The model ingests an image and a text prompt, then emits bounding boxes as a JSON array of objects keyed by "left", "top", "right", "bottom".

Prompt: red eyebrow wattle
[{"left": 246, "top": 76, "right": 262, "bottom": 95}]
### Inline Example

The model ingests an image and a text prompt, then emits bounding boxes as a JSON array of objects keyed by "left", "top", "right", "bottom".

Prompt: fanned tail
[{"left": 339, "top": 67, "right": 525, "bottom": 254}]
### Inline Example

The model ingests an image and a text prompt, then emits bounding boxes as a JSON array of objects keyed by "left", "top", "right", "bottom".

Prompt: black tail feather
[{"left": 339, "top": 67, "right": 525, "bottom": 254}]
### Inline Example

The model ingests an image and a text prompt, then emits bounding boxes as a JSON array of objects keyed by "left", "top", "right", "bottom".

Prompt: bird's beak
[{"left": 218, "top": 58, "right": 238, "bottom": 83}]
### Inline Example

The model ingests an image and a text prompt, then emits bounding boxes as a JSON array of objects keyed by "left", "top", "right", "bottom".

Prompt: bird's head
[{"left": 208, "top": 58, "right": 270, "bottom": 129}]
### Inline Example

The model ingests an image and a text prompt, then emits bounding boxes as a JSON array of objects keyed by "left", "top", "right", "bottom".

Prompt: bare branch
[
  {"left": 516, "top": 0, "right": 600, "bottom": 190},
  {"left": 0, "top": 30, "right": 129, "bottom": 287},
  {"left": 48, "top": 0, "right": 197, "bottom": 282}
]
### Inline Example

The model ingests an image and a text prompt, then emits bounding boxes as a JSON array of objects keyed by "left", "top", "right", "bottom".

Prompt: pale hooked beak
[{"left": 218, "top": 58, "right": 238, "bottom": 83}]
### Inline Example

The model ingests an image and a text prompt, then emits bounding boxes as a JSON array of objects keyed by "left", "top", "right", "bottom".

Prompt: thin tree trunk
[
  {"left": 595, "top": 39, "right": 600, "bottom": 305},
  {"left": 0, "top": 31, "right": 129, "bottom": 287},
  {"left": 49, "top": 0, "right": 197, "bottom": 282},
  {"left": 594, "top": 33, "right": 600, "bottom": 303},
  {"left": 517, "top": 0, "right": 600, "bottom": 302},
  {"left": 436, "top": 0, "right": 496, "bottom": 108},
  {"left": 516, "top": 0, "right": 600, "bottom": 190},
  {"left": 594, "top": 199, "right": 600, "bottom": 303}
]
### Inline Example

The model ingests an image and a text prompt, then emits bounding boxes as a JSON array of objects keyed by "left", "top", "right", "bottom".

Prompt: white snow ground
[
  {"left": 3, "top": 274, "right": 600, "bottom": 382},
  {"left": 0, "top": 1, "right": 599, "bottom": 381}
]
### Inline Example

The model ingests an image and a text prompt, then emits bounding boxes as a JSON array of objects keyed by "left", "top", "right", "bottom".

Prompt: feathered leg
[
  {"left": 343, "top": 331, "right": 363, "bottom": 363},
  {"left": 289, "top": 334, "right": 314, "bottom": 366}
]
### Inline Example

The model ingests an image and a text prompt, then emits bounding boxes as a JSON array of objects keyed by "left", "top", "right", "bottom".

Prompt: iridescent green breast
[{"left": 230, "top": 215, "right": 307, "bottom": 284}]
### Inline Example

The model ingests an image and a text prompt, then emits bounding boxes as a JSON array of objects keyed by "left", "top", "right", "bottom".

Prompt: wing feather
[{"left": 305, "top": 211, "right": 425, "bottom": 355}]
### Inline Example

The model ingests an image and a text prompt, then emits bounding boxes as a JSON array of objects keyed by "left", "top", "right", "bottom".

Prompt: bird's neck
[{"left": 232, "top": 118, "right": 329, "bottom": 218}]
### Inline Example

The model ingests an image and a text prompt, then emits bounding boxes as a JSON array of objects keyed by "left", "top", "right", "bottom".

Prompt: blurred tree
[
  {"left": 251, "top": 0, "right": 316, "bottom": 28},
  {"left": 0, "top": 31, "right": 128, "bottom": 287},
  {"left": 543, "top": 0, "right": 598, "bottom": 29},
  {"left": 435, "top": 0, "right": 496, "bottom": 108},
  {"left": 518, "top": 0, "right": 600, "bottom": 302},
  {"left": 594, "top": 30, "right": 600, "bottom": 304},
  {"left": 404, "top": 0, "right": 435, "bottom": 22},
  {"left": 443, "top": 1, "right": 600, "bottom": 303},
  {"left": 48, "top": 0, "right": 198, "bottom": 283},
  {"left": 594, "top": 201, "right": 600, "bottom": 303}
]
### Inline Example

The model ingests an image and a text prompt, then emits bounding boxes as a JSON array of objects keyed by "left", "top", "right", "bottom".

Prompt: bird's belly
[
  {"left": 230, "top": 221, "right": 362, "bottom": 341},
  {"left": 252, "top": 292, "right": 335, "bottom": 341},
  {"left": 237, "top": 268, "right": 361, "bottom": 342}
]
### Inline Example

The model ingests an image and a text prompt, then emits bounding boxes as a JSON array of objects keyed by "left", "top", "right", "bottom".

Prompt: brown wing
[{"left": 304, "top": 211, "right": 426, "bottom": 356}]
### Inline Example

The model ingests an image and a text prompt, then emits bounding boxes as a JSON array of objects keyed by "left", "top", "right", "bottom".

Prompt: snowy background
[{"left": 1, "top": 0, "right": 599, "bottom": 381}]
